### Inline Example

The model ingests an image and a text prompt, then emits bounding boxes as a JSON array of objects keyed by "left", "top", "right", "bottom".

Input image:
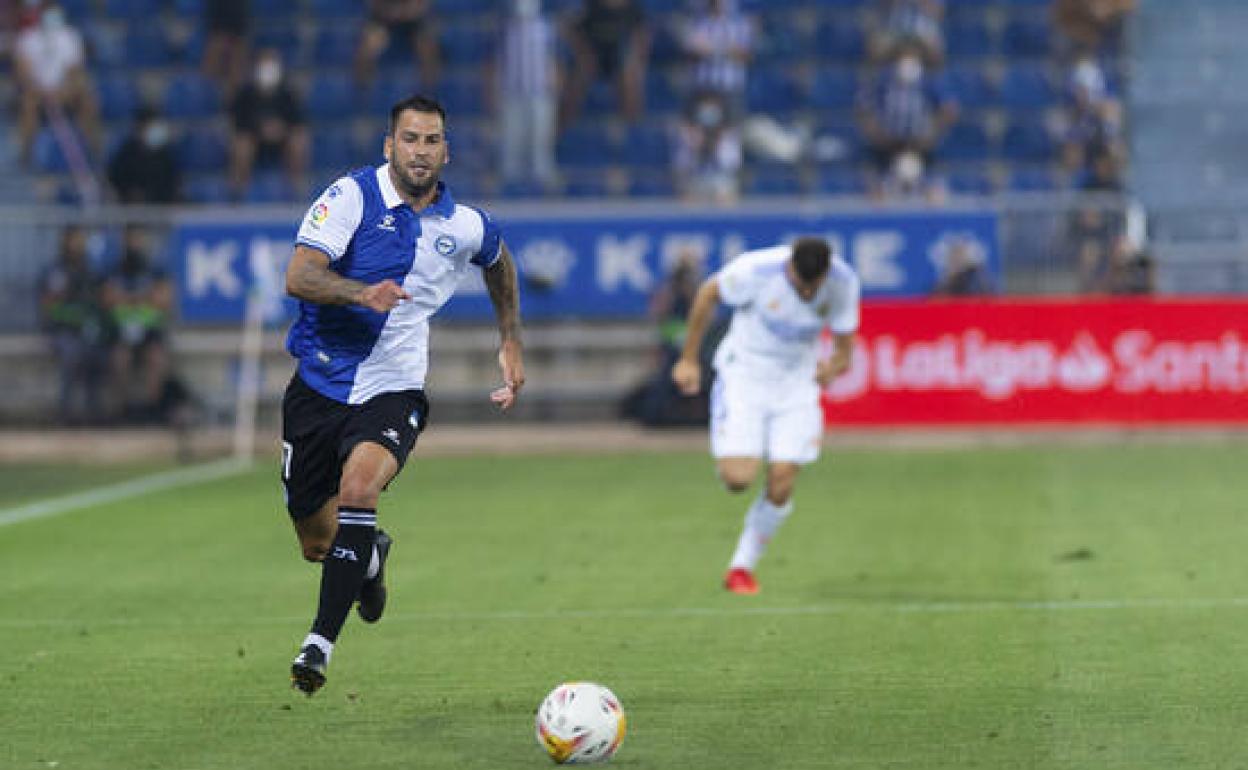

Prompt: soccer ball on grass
[{"left": 534, "top": 682, "right": 626, "bottom": 764}]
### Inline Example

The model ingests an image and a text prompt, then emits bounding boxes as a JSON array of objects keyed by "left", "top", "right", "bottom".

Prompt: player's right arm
[
  {"left": 286, "top": 177, "right": 410, "bottom": 312},
  {"left": 670, "top": 276, "right": 721, "bottom": 396},
  {"left": 285, "top": 246, "right": 409, "bottom": 312}
]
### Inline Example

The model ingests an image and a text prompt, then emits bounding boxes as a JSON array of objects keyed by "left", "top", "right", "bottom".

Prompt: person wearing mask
[
  {"left": 228, "top": 48, "right": 309, "bottom": 200},
  {"left": 38, "top": 226, "right": 110, "bottom": 425},
  {"left": 107, "top": 105, "right": 181, "bottom": 203}
]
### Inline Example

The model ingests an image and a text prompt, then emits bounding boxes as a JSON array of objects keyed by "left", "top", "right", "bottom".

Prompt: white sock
[
  {"left": 729, "top": 495, "right": 794, "bottom": 571},
  {"left": 366, "top": 544, "right": 380, "bottom": 581},
  {"left": 302, "top": 632, "right": 334, "bottom": 662}
]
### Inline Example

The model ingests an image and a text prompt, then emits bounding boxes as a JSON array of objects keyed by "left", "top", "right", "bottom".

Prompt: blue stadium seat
[
  {"left": 820, "top": 17, "right": 866, "bottom": 62},
  {"left": 124, "top": 28, "right": 172, "bottom": 68},
  {"left": 498, "top": 178, "right": 547, "bottom": 200},
  {"left": 437, "top": 75, "right": 487, "bottom": 117},
  {"left": 96, "top": 74, "right": 140, "bottom": 121},
  {"left": 163, "top": 73, "right": 221, "bottom": 120},
  {"left": 563, "top": 169, "right": 614, "bottom": 198},
  {"left": 254, "top": 26, "right": 303, "bottom": 64},
  {"left": 315, "top": 24, "right": 363, "bottom": 65},
  {"left": 629, "top": 171, "right": 676, "bottom": 198},
  {"left": 945, "top": 18, "right": 994, "bottom": 58},
  {"left": 441, "top": 23, "right": 494, "bottom": 67},
  {"left": 946, "top": 164, "right": 996, "bottom": 196},
  {"left": 944, "top": 64, "right": 996, "bottom": 108},
  {"left": 308, "top": 0, "right": 365, "bottom": 18},
  {"left": 649, "top": 25, "right": 684, "bottom": 66},
  {"left": 626, "top": 124, "right": 671, "bottom": 166},
  {"left": 746, "top": 167, "right": 804, "bottom": 196},
  {"left": 101, "top": 0, "right": 162, "bottom": 21},
  {"left": 172, "top": 0, "right": 202, "bottom": 16},
  {"left": 179, "top": 128, "right": 229, "bottom": 173},
  {"left": 556, "top": 123, "right": 615, "bottom": 169},
  {"left": 32, "top": 128, "right": 71, "bottom": 173},
  {"left": 942, "top": 121, "right": 992, "bottom": 161},
  {"left": 758, "top": 15, "right": 815, "bottom": 64},
  {"left": 746, "top": 67, "right": 804, "bottom": 114},
  {"left": 1002, "top": 17, "right": 1053, "bottom": 57},
  {"left": 646, "top": 73, "right": 680, "bottom": 114},
  {"left": 809, "top": 68, "right": 857, "bottom": 110},
  {"left": 252, "top": 0, "right": 292, "bottom": 18},
  {"left": 1000, "top": 64, "right": 1057, "bottom": 109},
  {"left": 59, "top": 0, "right": 93, "bottom": 19},
  {"left": 309, "top": 126, "right": 358, "bottom": 176},
  {"left": 185, "top": 174, "right": 231, "bottom": 204},
  {"left": 1007, "top": 165, "right": 1059, "bottom": 192},
  {"left": 305, "top": 72, "right": 358, "bottom": 120},
  {"left": 1002, "top": 121, "right": 1055, "bottom": 161},
  {"left": 815, "top": 165, "right": 866, "bottom": 196},
  {"left": 244, "top": 171, "right": 293, "bottom": 203}
]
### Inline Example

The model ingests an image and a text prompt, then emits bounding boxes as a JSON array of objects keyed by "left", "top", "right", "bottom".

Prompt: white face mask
[
  {"left": 42, "top": 8, "right": 66, "bottom": 30},
  {"left": 256, "top": 60, "right": 282, "bottom": 90},
  {"left": 896, "top": 56, "right": 923, "bottom": 84},
  {"left": 143, "top": 121, "right": 169, "bottom": 149},
  {"left": 514, "top": 0, "right": 539, "bottom": 17}
]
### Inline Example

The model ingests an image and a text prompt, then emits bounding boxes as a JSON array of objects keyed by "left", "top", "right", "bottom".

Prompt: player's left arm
[{"left": 483, "top": 240, "right": 525, "bottom": 410}]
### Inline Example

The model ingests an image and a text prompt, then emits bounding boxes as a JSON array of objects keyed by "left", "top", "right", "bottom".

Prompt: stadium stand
[{"left": 0, "top": 0, "right": 1131, "bottom": 204}]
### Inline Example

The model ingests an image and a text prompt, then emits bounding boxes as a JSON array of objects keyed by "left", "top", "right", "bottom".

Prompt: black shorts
[{"left": 280, "top": 374, "right": 429, "bottom": 519}]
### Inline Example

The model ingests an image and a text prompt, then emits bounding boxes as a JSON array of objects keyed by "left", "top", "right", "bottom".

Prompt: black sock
[{"left": 310, "top": 507, "right": 376, "bottom": 643}]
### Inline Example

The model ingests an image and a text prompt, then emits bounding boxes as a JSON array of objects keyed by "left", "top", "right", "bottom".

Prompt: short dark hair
[
  {"left": 791, "top": 237, "right": 832, "bottom": 283},
  {"left": 388, "top": 95, "right": 447, "bottom": 135}
]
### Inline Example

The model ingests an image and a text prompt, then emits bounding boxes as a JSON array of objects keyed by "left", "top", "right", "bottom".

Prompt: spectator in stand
[
  {"left": 228, "top": 48, "right": 309, "bottom": 200},
  {"left": 1058, "top": 55, "right": 1123, "bottom": 177},
  {"left": 496, "top": 0, "right": 559, "bottom": 189},
  {"left": 1103, "top": 232, "right": 1155, "bottom": 295},
  {"left": 107, "top": 105, "right": 182, "bottom": 204},
  {"left": 38, "top": 226, "right": 110, "bottom": 425},
  {"left": 560, "top": 0, "right": 651, "bottom": 128},
  {"left": 354, "top": 0, "right": 441, "bottom": 90},
  {"left": 856, "top": 43, "right": 958, "bottom": 200},
  {"left": 1053, "top": 0, "right": 1135, "bottom": 54},
  {"left": 680, "top": 0, "right": 755, "bottom": 114},
  {"left": 932, "top": 236, "right": 993, "bottom": 297},
  {"left": 1077, "top": 138, "right": 1126, "bottom": 192},
  {"left": 13, "top": 1, "right": 100, "bottom": 166},
  {"left": 201, "top": 0, "right": 250, "bottom": 96},
  {"left": 673, "top": 91, "right": 742, "bottom": 205},
  {"left": 869, "top": 0, "right": 945, "bottom": 67},
  {"left": 102, "top": 226, "right": 174, "bottom": 423}
]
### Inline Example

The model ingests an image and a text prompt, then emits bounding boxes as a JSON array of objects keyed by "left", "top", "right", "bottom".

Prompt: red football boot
[{"left": 724, "top": 568, "right": 759, "bottom": 595}]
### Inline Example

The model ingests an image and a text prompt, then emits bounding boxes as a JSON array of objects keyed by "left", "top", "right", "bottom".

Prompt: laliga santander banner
[{"left": 821, "top": 299, "right": 1248, "bottom": 425}]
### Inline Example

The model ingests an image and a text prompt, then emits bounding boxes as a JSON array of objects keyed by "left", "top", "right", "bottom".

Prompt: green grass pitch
[{"left": 2, "top": 441, "right": 1248, "bottom": 769}]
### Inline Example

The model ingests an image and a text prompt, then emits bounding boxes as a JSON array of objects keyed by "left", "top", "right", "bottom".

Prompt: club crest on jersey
[
  {"left": 377, "top": 214, "right": 397, "bottom": 232},
  {"left": 435, "top": 234, "right": 456, "bottom": 256}
]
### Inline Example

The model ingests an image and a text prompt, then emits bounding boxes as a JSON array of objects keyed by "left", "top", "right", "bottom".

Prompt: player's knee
[
  {"left": 719, "top": 471, "right": 754, "bottom": 494},
  {"left": 301, "top": 541, "right": 331, "bottom": 562},
  {"left": 337, "top": 477, "right": 381, "bottom": 509}
]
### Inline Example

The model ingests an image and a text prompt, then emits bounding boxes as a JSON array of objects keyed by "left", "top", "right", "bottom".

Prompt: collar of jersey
[{"left": 376, "top": 164, "right": 456, "bottom": 218}]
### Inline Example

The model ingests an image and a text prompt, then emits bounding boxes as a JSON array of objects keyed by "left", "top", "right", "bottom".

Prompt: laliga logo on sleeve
[{"left": 310, "top": 203, "right": 329, "bottom": 227}]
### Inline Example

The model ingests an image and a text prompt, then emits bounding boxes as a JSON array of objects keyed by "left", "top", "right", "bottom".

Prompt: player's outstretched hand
[
  {"left": 359, "top": 280, "right": 410, "bottom": 312},
  {"left": 671, "top": 358, "right": 702, "bottom": 396},
  {"left": 492, "top": 339, "right": 525, "bottom": 411},
  {"left": 816, "top": 353, "right": 851, "bottom": 387}
]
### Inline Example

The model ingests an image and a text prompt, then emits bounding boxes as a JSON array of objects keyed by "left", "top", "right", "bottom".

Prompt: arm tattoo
[
  {"left": 287, "top": 251, "right": 366, "bottom": 306},
  {"left": 483, "top": 243, "right": 522, "bottom": 343}
]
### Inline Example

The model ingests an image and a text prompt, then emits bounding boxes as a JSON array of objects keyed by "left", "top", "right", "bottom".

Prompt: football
[{"left": 534, "top": 682, "right": 627, "bottom": 764}]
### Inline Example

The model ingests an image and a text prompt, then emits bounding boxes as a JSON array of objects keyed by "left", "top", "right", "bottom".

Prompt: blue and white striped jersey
[{"left": 289, "top": 164, "right": 502, "bottom": 404}]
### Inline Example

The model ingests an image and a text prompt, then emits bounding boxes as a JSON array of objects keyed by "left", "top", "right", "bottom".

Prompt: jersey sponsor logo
[
  {"left": 408, "top": 409, "right": 422, "bottom": 428},
  {"left": 377, "top": 214, "right": 397, "bottom": 232},
  {"left": 382, "top": 427, "right": 400, "bottom": 444},
  {"left": 435, "top": 234, "right": 456, "bottom": 256},
  {"left": 332, "top": 546, "right": 359, "bottom": 561},
  {"left": 310, "top": 203, "right": 329, "bottom": 227}
]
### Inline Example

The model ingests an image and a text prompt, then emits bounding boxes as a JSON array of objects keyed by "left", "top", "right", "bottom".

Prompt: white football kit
[{"left": 710, "top": 245, "right": 861, "bottom": 463}]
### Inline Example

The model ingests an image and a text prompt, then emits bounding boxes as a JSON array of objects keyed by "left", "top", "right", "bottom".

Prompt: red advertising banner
[{"left": 821, "top": 299, "right": 1248, "bottom": 425}]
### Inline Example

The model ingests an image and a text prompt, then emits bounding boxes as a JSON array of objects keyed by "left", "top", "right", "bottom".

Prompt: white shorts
[{"left": 709, "top": 371, "right": 823, "bottom": 464}]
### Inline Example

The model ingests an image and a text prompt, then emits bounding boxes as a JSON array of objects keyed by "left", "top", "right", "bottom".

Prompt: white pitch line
[
  {"left": 0, "top": 457, "right": 252, "bottom": 528},
  {"left": 2, "top": 596, "right": 1248, "bottom": 629}
]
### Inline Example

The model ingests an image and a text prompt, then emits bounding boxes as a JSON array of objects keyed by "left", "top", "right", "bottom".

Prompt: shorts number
[{"left": 281, "top": 441, "right": 293, "bottom": 480}]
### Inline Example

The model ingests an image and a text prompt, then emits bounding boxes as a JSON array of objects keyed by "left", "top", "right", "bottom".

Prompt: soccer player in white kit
[{"left": 671, "top": 237, "right": 859, "bottom": 594}]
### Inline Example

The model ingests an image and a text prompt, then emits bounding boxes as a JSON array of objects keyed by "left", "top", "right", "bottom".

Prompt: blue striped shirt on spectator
[
  {"left": 682, "top": 4, "right": 755, "bottom": 96},
  {"left": 501, "top": 12, "right": 556, "bottom": 96}
]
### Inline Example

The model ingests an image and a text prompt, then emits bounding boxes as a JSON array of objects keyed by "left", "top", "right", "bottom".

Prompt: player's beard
[{"left": 394, "top": 162, "right": 442, "bottom": 199}]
